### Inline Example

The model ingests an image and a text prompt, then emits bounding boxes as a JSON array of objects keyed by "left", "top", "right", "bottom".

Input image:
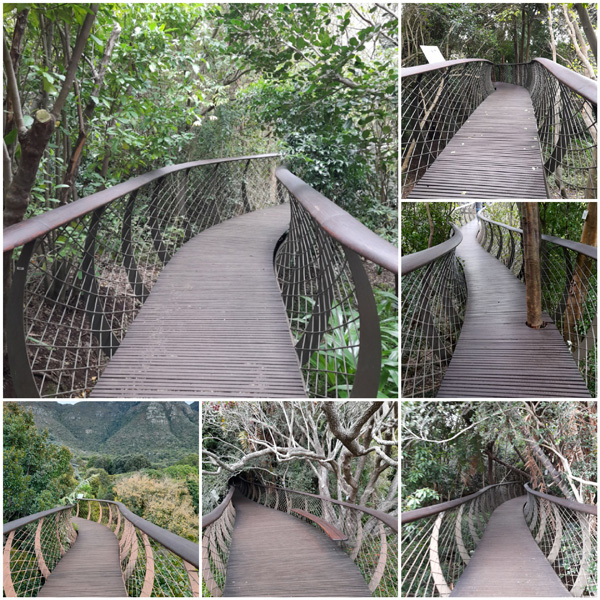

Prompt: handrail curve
[
  {"left": 235, "top": 479, "right": 397, "bottom": 596},
  {"left": 477, "top": 204, "right": 597, "bottom": 396},
  {"left": 523, "top": 484, "right": 597, "bottom": 596},
  {"left": 76, "top": 498, "right": 199, "bottom": 596},
  {"left": 3, "top": 504, "right": 74, "bottom": 534},
  {"left": 401, "top": 223, "right": 463, "bottom": 276},
  {"left": 4, "top": 154, "right": 395, "bottom": 398}
]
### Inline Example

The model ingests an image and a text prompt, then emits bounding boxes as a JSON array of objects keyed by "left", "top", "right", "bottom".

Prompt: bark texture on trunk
[{"left": 521, "top": 202, "right": 543, "bottom": 328}]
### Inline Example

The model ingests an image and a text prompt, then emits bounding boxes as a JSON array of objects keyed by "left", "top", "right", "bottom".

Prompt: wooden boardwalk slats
[
  {"left": 37, "top": 517, "right": 126, "bottom": 597},
  {"left": 437, "top": 220, "right": 591, "bottom": 397},
  {"left": 223, "top": 491, "right": 370, "bottom": 597},
  {"left": 92, "top": 203, "right": 307, "bottom": 398},
  {"left": 450, "top": 497, "right": 570, "bottom": 597},
  {"left": 408, "top": 83, "right": 548, "bottom": 199}
]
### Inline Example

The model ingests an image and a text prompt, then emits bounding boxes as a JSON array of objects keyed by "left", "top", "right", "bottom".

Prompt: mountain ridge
[{"left": 18, "top": 401, "right": 199, "bottom": 461}]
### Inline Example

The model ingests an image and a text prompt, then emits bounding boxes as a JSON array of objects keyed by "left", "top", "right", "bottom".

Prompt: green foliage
[
  {"left": 401, "top": 202, "right": 455, "bottom": 254},
  {"left": 3, "top": 402, "right": 76, "bottom": 521}
]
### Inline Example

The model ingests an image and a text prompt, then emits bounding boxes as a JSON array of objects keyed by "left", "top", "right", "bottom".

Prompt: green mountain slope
[{"left": 19, "top": 401, "right": 199, "bottom": 461}]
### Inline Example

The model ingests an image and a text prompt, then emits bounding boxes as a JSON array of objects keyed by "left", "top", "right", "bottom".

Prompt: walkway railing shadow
[
  {"left": 524, "top": 485, "right": 597, "bottom": 596},
  {"left": 402, "top": 482, "right": 524, "bottom": 596},
  {"left": 2, "top": 499, "right": 200, "bottom": 597},
  {"left": 401, "top": 203, "right": 477, "bottom": 397},
  {"left": 477, "top": 208, "right": 597, "bottom": 396},
  {"left": 401, "top": 59, "right": 597, "bottom": 199},
  {"left": 4, "top": 154, "right": 397, "bottom": 398}
]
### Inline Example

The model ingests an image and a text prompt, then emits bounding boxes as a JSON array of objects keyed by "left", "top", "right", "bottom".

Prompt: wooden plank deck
[
  {"left": 451, "top": 496, "right": 570, "bottom": 597},
  {"left": 38, "top": 517, "right": 126, "bottom": 597},
  {"left": 437, "top": 220, "right": 591, "bottom": 397},
  {"left": 408, "top": 83, "right": 548, "bottom": 199},
  {"left": 92, "top": 203, "right": 307, "bottom": 398},
  {"left": 223, "top": 491, "right": 370, "bottom": 597}
]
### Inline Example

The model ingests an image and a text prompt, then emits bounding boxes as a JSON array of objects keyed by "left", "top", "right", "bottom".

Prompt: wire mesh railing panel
[
  {"left": 478, "top": 211, "right": 597, "bottom": 396},
  {"left": 201, "top": 496, "right": 236, "bottom": 597},
  {"left": 401, "top": 231, "right": 467, "bottom": 398},
  {"left": 6, "top": 156, "right": 278, "bottom": 398},
  {"left": 237, "top": 481, "right": 398, "bottom": 597},
  {"left": 274, "top": 183, "right": 393, "bottom": 398},
  {"left": 451, "top": 203, "right": 477, "bottom": 227},
  {"left": 524, "top": 489, "right": 597, "bottom": 596},
  {"left": 401, "top": 483, "right": 523, "bottom": 597},
  {"left": 3, "top": 507, "right": 75, "bottom": 597},
  {"left": 401, "top": 61, "right": 495, "bottom": 197}
]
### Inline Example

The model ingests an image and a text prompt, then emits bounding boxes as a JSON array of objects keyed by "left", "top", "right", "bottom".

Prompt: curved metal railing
[
  {"left": 494, "top": 60, "right": 597, "bottom": 199},
  {"left": 236, "top": 479, "right": 398, "bottom": 597},
  {"left": 4, "top": 154, "right": 397, "bottom": 398},
  {"left": 401, "top": 58, "right": 597, "bottom": 199},
  {"left": 201, "top": 486, "right": 236, "bottom": 597},
  {"left": 76, "top": 498, "right": 199, "bottom": 597},
  {"left": 401, "top": 482, "right": 524, "bottom": 596},
  {"left": 401, "top": 203, "right": 478, "bottom": 397},
  {"left": 275, "top": 168, "right": 398, "bottom": 398},
  {"left": 477, "top": 207, "right": 597, "bottom": 396},
  {"left": 3, "top": 499, "right": 200, "bottom": 597},
  {"left": 524, "top": 484, "right": 597, "bottom": 597},
  {"left": 3, "top": 505, "right": 76, "bottom": 597}
]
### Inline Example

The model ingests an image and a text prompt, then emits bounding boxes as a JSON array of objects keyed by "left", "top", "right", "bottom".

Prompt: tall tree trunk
[
  {"left": 521, "top": 202, "right": 543, "bottom": 328},
  {"left": 425, "top": 202, "right": 434, "bottom": 248},
  {"left": 574, "top": 3, "right": 598, "bottom": 63},
  {"left": 4, "top": 8, "right": 29, "bottom": 140},
  {"left": 525, "top": 15, "right": 531, "bottom": 63},
  {"left": 513, "top": 14, "right": 519, "bottom": 82},
  {"left": 519, "top": 7, "right": 526, "bottom": 84},
  {"left": 562, "top": 202, "right": 597, "bottom": 344},
  {"left": 526, "top": 440, "right": 573, "bottom": 498},
  {"left": 547, "top": 4, "right": 557, "bottom": 62}
]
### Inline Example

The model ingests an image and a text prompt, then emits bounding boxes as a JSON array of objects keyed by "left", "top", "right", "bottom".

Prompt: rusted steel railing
[
  {"left": 76, "top": 498, "right": 199, "bottom": 597},
  {"left": 3, "top": 505, "right": 76, "bottom": 597},
  {"left": 495, "top": 60, "right": 597, "bottom": 199},
  {"left": 524, "top": 484, "right": 597, "bottom": 597},
  {"left": 401, "top": 202, "right": 478, "bottom": 397},
  {"left": 401, "top": 60, "right": 495, "bottom": 197},
  {"left": 478, "top": 207, "right": 597, "bottom": 396},
  {"left": 201, "top": 486, "right": 236, "bottom": 597},
  {"left": 4, "top": 154, "right": 397, "bottom": 398},
  {"left": 236, "top": 479, "right": 398, "bottom": 597},
  {"left": 275, "top": 168, "right": 398, "bottom": 398},
  {"left": 402, "top": 58, "right": 597, "bottom": 199},
  {"left": 401, "top": 482, "right": 524, "bottom": 596}
]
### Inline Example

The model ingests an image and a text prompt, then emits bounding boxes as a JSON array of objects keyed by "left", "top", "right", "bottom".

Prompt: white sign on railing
[{"left": 420, "top": 45, "right": 446, "bottom": 64}]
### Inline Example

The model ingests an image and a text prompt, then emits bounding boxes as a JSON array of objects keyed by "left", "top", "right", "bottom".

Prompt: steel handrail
[
  {"left": 478, "top": 209, "right": 598, "bottom": 260},
  {"left": 400, "top": 58, "right": 493, "bottom": 78},
  {"left": 275, "top": 167, "right": 398, "bottom": 274},
  {"left": 201, "top": 485, "right": 235, "bottom": 529},
  {"left": 79, "top": 498, "right": 199, "bottom": 567},
  {"left": 401, "top": 482, "right": 520, "bottom": 524},
  {"left": 3, "top": 504, "right": 75, "bottom": 534},
  {"left": 238, "top": 479, "right": 398, "bottom": 532},
  {"left": 401, "top": 223, "right": 463, "bottom": 275},
  {"left": 524, "top": 484, "right": 597, "bottom": 516},
  {"left": 3, "top": 153, "right": 280, "bottom": 253}
]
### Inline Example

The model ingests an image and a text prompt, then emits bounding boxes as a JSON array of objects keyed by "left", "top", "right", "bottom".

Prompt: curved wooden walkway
[
  {"left": 451, "top": 496, "right": 570, "bottom": 597},
  {"left": 92, "top": 203, "right": 306, "bottom": 398},
  {"left": 408, "top": 83, "right": 547, "bottom": 199},
  {"left": 438, "top": 219, "right": 590, "bottom": 397},
  {"left": 223, "top": 491, "right": 370, "bottom": 597},
  {"left": 38, "top": 517, "right": 126, "bottom": 597}
]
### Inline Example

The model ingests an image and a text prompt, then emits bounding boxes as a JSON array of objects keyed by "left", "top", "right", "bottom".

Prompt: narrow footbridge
[
  {"left": 3, "top": 498, "right": 199, "bottom": 597},
  {"left": 401, "top": 59, "right": 597, "bottom": 199},
  {"left": 402, "top": 481, "right": 597, "bottom": 597},
  {"left": 202, "top": 480, "right": 398, "bottom": 597},
  {"left": 402, "top": 203, "right": 597, "bottom": 398},
  {"left": 4, "top": 155, "right": 398, "bottom": 399}
]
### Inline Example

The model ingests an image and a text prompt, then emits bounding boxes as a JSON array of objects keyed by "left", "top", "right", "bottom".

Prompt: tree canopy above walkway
[{"left": 401, "top": 400, "right": 597, "bottom": 510}]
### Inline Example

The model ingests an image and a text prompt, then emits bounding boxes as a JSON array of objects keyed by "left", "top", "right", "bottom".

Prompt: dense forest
[
  {"left": 3, "top": 3, "right": 397, "bottom": 239},
  {"left": 4, "top": 402, "right": 199, "bottom": 541},
  {"left": 401, "top": 3, "right": 597, "bottom": 76},
  {"left": 402, "top": 401, "right": 597, "bottom": 510}
]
